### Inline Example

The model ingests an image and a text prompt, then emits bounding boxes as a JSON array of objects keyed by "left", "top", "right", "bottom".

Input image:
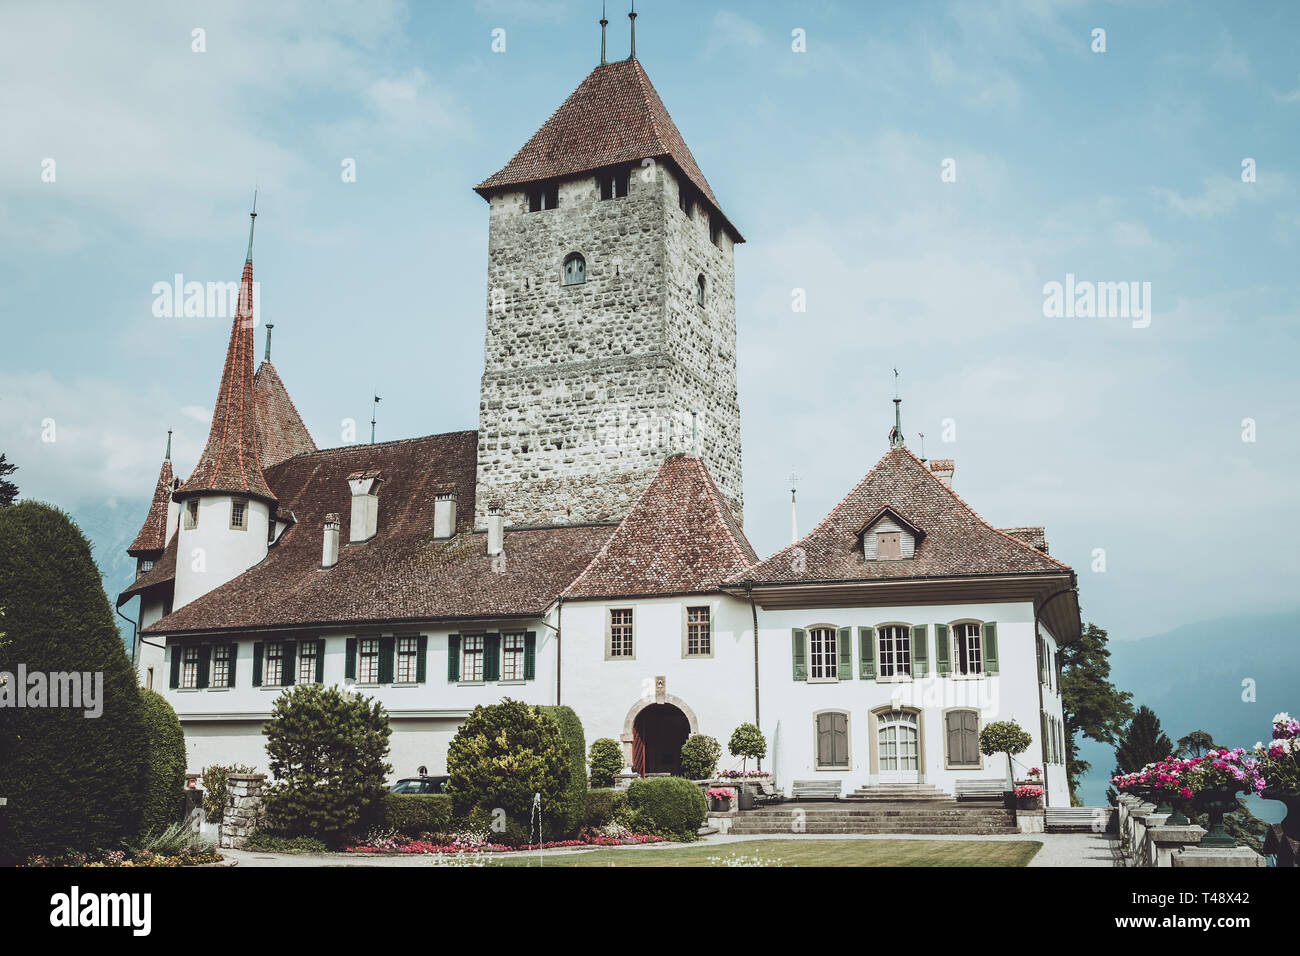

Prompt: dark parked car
[{"left": 390, "top": 776, "right": 448, "bottom": 795}]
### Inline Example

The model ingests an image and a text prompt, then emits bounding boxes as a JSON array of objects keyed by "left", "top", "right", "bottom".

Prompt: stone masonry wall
[{"left": 218, "top": 773, "right": 265, "bottom": 849}]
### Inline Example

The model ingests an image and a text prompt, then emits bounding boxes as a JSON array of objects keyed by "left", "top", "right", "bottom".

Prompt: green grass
[{"left": 493, "top": 838, "right": 1041, "bottom": 867}]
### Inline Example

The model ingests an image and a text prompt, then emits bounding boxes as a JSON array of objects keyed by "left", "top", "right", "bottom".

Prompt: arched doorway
[{"left": 633, "top": 703, "right": 690, "bottom": 775}]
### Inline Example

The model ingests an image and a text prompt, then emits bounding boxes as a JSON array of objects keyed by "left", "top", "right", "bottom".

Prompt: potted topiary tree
[
  {"left": 979, "top": 720, "right": 1032, "bottom": 808},
  {"left": 727, "top": 724, "right": 767, "bottom": 810}
]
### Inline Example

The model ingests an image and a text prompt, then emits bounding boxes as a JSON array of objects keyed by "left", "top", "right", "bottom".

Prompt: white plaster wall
[
  {"left": 172, "top": 496, "right": 270, "bottom": 609},
  {"left": 1039, "top": 623, "right": 1070, "bottom": 807},
  {"left": 134, "top": 594, "right": 168, "bottom": 690}
]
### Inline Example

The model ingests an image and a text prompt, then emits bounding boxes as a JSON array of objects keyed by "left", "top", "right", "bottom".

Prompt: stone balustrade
[{"left": 1116, "top": 792, "right": 1264, "bottom": 867}]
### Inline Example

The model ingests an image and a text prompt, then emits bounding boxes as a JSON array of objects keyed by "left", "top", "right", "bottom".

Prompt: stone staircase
[
  {"left": 844, "top": 783, "right": 949, "bottom": 802},
  {"left": 723, "top": 785, "right": 1017, "bottom": 835}
]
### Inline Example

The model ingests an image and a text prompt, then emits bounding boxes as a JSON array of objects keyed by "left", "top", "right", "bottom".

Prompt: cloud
[
  {"left": 1149, "top": 173, "right": 1288, "bottom": 218},
  {"left": 709, "top": 11, "right": 765, "bottom": 51}
]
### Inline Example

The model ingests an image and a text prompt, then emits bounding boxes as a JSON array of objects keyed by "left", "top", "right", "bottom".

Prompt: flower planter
[
  {"left": 1261, "top": 789, "right": 1300, "bottom": 867},
  {"left": 737, "top": 786, "right": 757, "bottom": 811},
  {"left": 1262, "top": 788, "right": 1300, "bottom": 841},
  {"left": 709, "top": 797, "right": 733, "bottom": 813},
  {"left": 1193, "top": 786, "right": 1241, "bottom": 848}
]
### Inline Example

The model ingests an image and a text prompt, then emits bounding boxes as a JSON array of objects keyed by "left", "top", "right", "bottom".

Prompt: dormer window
[
  {"left": 858, "top": 507, "right": 922, "bottom": 562},
  {"left": 563, "top": 252, "right": 586, "bottom": 285},
  {"left": 598, "top": 170, "right": 628, "bottom": 200},
  {"left": 527, "top": 185, "right": 558, "bottom": 212},
  {"left": 876, "top": 531, "right": 901, "bottom": 560}
]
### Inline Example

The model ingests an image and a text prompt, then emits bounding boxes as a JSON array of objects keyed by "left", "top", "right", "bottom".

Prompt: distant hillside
[
  {"left": 1076, "top": 609, "right": 1299, "bottom": 821},
  {"left": 70, "top": 498, "right": 148, "bottom": 653}
]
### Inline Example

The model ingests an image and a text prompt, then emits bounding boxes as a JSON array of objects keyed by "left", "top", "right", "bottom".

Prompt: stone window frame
[
  {"left": 562, "top": 251, "right": 586, "bottom": 286},
  {"left": 806, "top": 624, "right": 839, "bottom": 683},
  {"left": 605, "top": 606, "right": 635, "bottom": 661},
  {"left": 681, "top": 603, "right": 713, "bottom": 659},
  {"left": 947, "top": 618, "right": 986, "bottom": 679},
  {"left": 875, "top": 622, "right": 913, "bottom": 681}
]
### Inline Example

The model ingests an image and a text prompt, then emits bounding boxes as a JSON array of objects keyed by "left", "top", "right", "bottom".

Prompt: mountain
[{"left": 68, "top": 497, "right": 149, "bottom": 653}]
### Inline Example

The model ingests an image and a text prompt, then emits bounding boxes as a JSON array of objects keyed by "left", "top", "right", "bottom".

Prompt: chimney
[
  {"left": 347, "top": 470, "right": 384, "bottom": 543},
  {"left": 322, "top": 513, "right": 340, "bottom": 568},
  {"left": 486, "top": 501, "right": 505, "bottom": 557},
  {"left": 929, "top": 458, "right": 955, "bottom": 489},
  {"left": 433, "top": 487, "right": 458, "bottom": 539}
]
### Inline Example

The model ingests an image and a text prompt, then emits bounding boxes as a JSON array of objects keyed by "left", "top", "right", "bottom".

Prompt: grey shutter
[
  {"left": 227, "top": 643, "right": 238, "bottom": 687},
  {"left": 836, "top": 627, "right": 852, "bottom": 680},
  {"left": 984, "top": 623, "right": 1000, "bottom": 675},
  {"left": 791, "top": 628, "right": 807, "bottom": 681},
  {"left": 282, "top": 642, "right": 296, "bottom": 686},
  {"left": 946, "top": 711, "right": 960, "bottom": 766},
  {"left": 169, "top": 645, "right": 181, "bottom": 689},
  {"left": 252, "top": 642, "right": 264, "bottom": 687},
  {"left": 483, "top": 633, "right": 500, "bottom": 682},
  {"left": 833, "top": 713, "right": 848, "bottom": 767},
  {"left": 816, "top": 713, "right": 831, "bottom": 766},
  {"left": 378, "top": 636, "right": 395, "bottom": 684},
  {"left": 935, "top": 624, "right": 950, "bottom": 676},
  {"left": 345, "top": 638, "right": 357, "bottom": 680},
  {"left": 315, "top": 639, "right": 326, "bottom": 683},
  {"left": 523, "top": 632, "right": 536, "bottom": 680},
  {"left": 962, "top": 711, "right": 979, "bottom": 765},
  {"left": 858, "top": 626, "right": 875, "bottom": 680},
  {"left": 197, "top": 644, "right": 211, "bottom": 689},
  {"left": 911, "top": 624, "right": 928, "bottom": 677},
  {"left": 447, "top": 634, "right": 461, "bottom": 682},
  {"left": 1035, "top": 633, "right": 1044, "bottom": 683},
  {"left": 416, "top": 635, "right": 428, "bottom": 683}
]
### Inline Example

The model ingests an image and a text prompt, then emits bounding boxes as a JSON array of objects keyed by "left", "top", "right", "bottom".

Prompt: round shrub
[
  {"left": 539, "top": 704, "right": 587, "bottom": 838},
  {"left": 0, "top": 503, "right": 147, "bottom": 862},
  {"left": 680, "top": 734, "right": 722, "bottom": 780},
  {"left": 588, "top": 737, "right": 624, "bottom": 788},
  {"left": 622, "top": 776, "right": 707, "bottom": 841},
  {"left": 728, "top": 723, "right": 767, "bottom": 771},
  {"left": 138, "top": 689, "right": 187, "bottom": 838},
  {"left": 381, "top": 793, "right": 453, "bottom": 836},
  {"left": 583, "top": 788, "right": 627, "bottom": 829}
]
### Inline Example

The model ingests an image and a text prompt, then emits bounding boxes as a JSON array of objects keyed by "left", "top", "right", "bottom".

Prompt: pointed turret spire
[
  {"left": 128, "top": 436, "right": 177, "bottom": 557},
  {"left": 628, "top": 1, "right": 637, "bottom": 60}
]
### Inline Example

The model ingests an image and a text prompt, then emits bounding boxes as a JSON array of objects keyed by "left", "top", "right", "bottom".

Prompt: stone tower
[{"left": 472, "top": 50, "right": 743, "bottom": 529}]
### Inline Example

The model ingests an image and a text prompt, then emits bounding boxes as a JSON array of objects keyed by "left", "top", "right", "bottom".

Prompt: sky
[{"left": 1, "top": 0, "right": 1297, "bottom": 642}]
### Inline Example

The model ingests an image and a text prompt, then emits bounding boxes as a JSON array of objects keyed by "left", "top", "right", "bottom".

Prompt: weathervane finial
[
  {"left": 889, "top": 369, "right": 905, "bottom": 449},
  {"left": 245, "top": 188, "right": 258, "bottom": 263},
  {"left": 627, "top": 1, "right": 637, "bottom": 60}
]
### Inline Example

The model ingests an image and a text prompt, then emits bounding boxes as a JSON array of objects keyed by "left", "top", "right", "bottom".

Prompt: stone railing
[
  {"left": 219, "top": 773, "right": 266, "bottom": 850},
  {"left": 1116, "top": 793, "right": 1263, "bottom": 867}
]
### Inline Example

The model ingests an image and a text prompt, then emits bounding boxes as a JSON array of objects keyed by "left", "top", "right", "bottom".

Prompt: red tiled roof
[
  {"left": 732, "top": 447, "right": 1072, "bottom": 585},
  {"left": 175, "top": 257, "right": 275, "bottom": 504},
  {"left": 254, "top": 361, "right": 317, "bottom": 469},
  {"left": 118, "top": 531, "right": 178, "bottom": 606},
  {"left": 143, "top": 431, "right": 617, "bottom": 634},
  {"left": 563, "top": 453, "right": 758, "bottom": 599},
  {"left": 474, "top": 57, "right": 742, "bottom": 241},
  {"left": 127, "top": 458, "right": 175, "bottom": 556},
  {"left": 999, "top": 526, "right": 1048, "bottom": 553}
]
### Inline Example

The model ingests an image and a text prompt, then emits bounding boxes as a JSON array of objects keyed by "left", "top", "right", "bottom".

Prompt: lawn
[{"left": 493, "top": 838, "right": 1041, "bottom": 867}]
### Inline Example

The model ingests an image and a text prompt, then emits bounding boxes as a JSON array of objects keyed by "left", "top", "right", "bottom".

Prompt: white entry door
[{"left": 877, "top": 711, "right": 920, "bottom": 783}]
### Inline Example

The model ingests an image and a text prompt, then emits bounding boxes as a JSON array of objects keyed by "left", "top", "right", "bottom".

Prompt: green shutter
[
  {"left": 378, "top": 636, "right": 395, "bottom": 684},
  {"left": 169, "top": 644, "right": 181, "bottom": 689},
  {"left": 523, "top": 631, "right": 536, "bottom": 680},
  {"left": 197, "top": 644, "right": 211, "bottom": 689},
  {"left": 858, "top": 626, "right": 875, "bottom": 680},
  {"left": 1055, "top": 653, "right": 1063, "bottom": 693},
  {"left": 911, "top": 624, "right": 928, "bottom": 677},
  {"left": 227, "top": 643, "right": 238, "bottom": 687},
  {"left": 448, "top": 634, "right": 461, "bottom": 682},
  {"left": 416, "top": 635, "right": 428, "bottom": 683},
  {"left": 984, "top": 622, "right": 999, "bottom": 675},
  {"left": 316, "top": 639, "right": 326, "bottom": 683},
  {"left": 282, "top": 642, "right": 296, "bottom": 686},
  {"left": 836, "top": 627, "right": 853, "bottom": 680},
  {"left": 791, "top": 628, "right": 807, "bottom": 681},
  {"left": 345, "top": 638, "right": 357, "bottom": 680},
  {"left": 252, "top": 642, "right": 264, "bottom": 687},
  {"left": 935, "top": 624, "right": 950, "bottom": 676},
  {"left": 483, "top": 633, "right": 500, "bottom": 682}
]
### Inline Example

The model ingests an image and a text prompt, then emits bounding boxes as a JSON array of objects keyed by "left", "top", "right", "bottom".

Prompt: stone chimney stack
[
  {"left": 486, "top": 501, "right": 505, "bottom": 557},
  {"left": 433, "top": 487, "right": 458, "bottom": 540},
  {"left": 322, "top": 513, "right": 340, "bottom": 568},
  {"left": 929, "top": 459, "right": 955, "bottom": 489},
  {"left": 347, "top": 471, "right": 384, "bottom": 543}
]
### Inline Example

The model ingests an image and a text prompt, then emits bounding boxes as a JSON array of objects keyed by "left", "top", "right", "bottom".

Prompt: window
[
  {"left": 709, "top": 217, "right": 721, "bottom": 246},
  {"left": 808, "top": 627, "right": 838, "bottom": 680},
  {"left": 563, "top": 252, "right": 586, "bottom": 285},
  {"left": 815, "top": 711, "right": 850, "bottom": 770},
  {"left": 181, "top": 646, "right": 200, "bottom": 689},
  {"left": 265, "top": 642, "right": 284, "bottom": 686},
  {"left": 396, "top": 636, "right": 419, "bottom": 683},
  {"left": 184, "top": 499, "right": 198, "bottom": 530},
  {"left": 230, "top": 498, "right": 247, "bottom": 530},
  {"left": 138, "top": 558, "right": 154, "bottom": 576},
  {"left": 696, "top": 273, "right": 706, "bottom": 306},
  {"left": 598, "top": 170, "right": 628, "bottom": 200},
  {"left": 502, "top": 633, "right": 525, "bottom": 680},
  {"left": 945, "top": 709, "right": 981, "bottom": 768},
  {"left": 954, "top": 622, "right": 983, "bottom": 676},
  {"left": 608, "top": 608, "right": 634, "bottom": 658},
  {"left": 678, "top": 186, "right": 690, "bottom": 214},
  {"left": 685, "top": 606, "right": 711, "bottom": 657},
  {"left": 527, "top": 185, "right": 558, "bottom": 212},
  {"left": 212, "top": 645, "right": 231, "bottom": 687},
  {"left": 146, "top": 667, "right": 154, "bottom": 690},
  {"left": 357, "top": 637, "right": 379, "bottom": 683},
  {"left": 877, "top": 625, "right": 912, "bottom": 678},
  {"left": 462, "top": 635, "right": 484, "bottom": 681},
  {"left": 297, "top": 641, "right": 318, "bottom": 684},
  {"left": 876, "top": 531, "right": 901, "bottom": 560}
]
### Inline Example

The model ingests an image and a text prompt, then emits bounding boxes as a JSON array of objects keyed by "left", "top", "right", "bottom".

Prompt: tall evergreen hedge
[
  {"left": 539, "top": 704, "right": 587, "bottom": 839},
  {"left": 137, "top": 689, "right": 187, "bottom": 837},
  {"left": 0, "top": 503, "right": 147, "bottom": 861}
]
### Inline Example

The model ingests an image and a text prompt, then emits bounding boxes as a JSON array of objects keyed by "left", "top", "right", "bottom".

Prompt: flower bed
[
  {"left": 23, "top": 847, "right": 224, "bottom": 867},
  {"left": 1013, "top": 785, "right": 1043, "bottom": 799},
  {"left": 343, "top": 831, "right": 665, "bottom": 855},
  {"left": 716, "top": 770, "right": 772, "bottom": 779},
  {"left": 1111, "top": 747, "right": 1267, "bottom": 800}
]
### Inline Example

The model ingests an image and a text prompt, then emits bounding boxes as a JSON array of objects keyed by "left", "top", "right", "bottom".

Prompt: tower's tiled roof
[
  {"left": 564, "top": 453, "right": 758, "bottom": 599},
  {"left": 175, "top": 256, "right": 275, "bottom": 503},
  {"left": 126, "top": 458, "right": 175, "bottom": 556},
  {"left": 475, "top": 57, "right": 741, "bottom": 240},
  {"left": 254, "top": 361, "right": 317, "bottom": 469},
  {"left": 732, "top": 447, "right": 1072, "bottom": 586}
]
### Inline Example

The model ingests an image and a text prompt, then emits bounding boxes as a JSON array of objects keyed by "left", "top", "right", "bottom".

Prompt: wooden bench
[
  {"left": 791, "top": 779, "right": 841, "bottom": 801},
  {"left": 955, "top": 779, "right": 1008, "bottom": 801},
  {"left": 1046, "top": 807, "right": 1112, "bottom": 833}
]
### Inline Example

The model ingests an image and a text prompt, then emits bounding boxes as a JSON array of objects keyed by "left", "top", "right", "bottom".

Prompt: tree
[
  {"left": 1111, "top": 705, "right": 1174, "bottom": 776},
  {"left": 1176, "top": 729, "right": 1218, "bottom": 758},
  {"left": 261, "top": 684, "right": 392, "bottom": 845},
  {"left": 0, "top": 502, "right": 147, "bottom": 862},
  {"left": 1061, "top": 620, "right": 1134, "bottom": 800},
  {"left": 538, "top": 704, "right": 587, "bottom": 839},
  {"left": 137, "top": 689, "right": 187, "bottom": 838},
  {"left": 979, "top": 720, "right": 1032, "bottom": 788},
  {"left": 588, "top": 737, "right": 624, "bottom": 788},
  {"left": 728, "top": 723, "right": 766, "bottom": 772},
  {"left": 0, "top": 454, "right": 17, "bottom": 507},
  {"left": 446, "top": 698, "right": 571, "bottom": 846},
  {"left": 680, "top": 734, "right": 722, "bottom": 780}
]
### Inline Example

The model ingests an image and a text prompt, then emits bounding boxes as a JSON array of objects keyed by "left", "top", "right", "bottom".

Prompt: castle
[{"left": 119, "top": 16, "right": 1081, "bottom": 807}]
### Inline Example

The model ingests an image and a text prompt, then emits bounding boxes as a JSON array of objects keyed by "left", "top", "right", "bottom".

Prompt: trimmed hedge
[
  {"left": 583, "top": 788, "right": 627, "bottom": 829},
  {"left": 538, "top": 705, "right": 587, "bottom": 839},
  {"left": 588, "top": 737, "right": 624, "bottom": 788},
  {"left": 621, "top": 776, "right": 707, "bottom": 841},
  {"left": 381, "top": 793, "right": 453, "bottom": 836},
  {"left": 137, "top": 689, "right": 187, "bottom": 838}
]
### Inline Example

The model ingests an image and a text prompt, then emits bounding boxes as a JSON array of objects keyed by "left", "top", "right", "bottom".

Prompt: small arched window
[
  {"left": 563, "top": 252, "right": 586, "bottom": 285},
  {"left": 696, "top": 273, "right": 706, "bottom": 306}
]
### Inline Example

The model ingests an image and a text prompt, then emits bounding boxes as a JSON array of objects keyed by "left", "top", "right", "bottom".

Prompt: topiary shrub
[
  {"left": 728, "top": 723, "right": 767, "bottom": 772},
  {"left": 980, "top": 719, "right": 1033, "bottom": 785},
  {"left": 539, "top": 704, "right": 587, "bottom": 839},
  {"left": 0, "top": 503, "right": 148, "bottom": 862},
  {"left": 621, "top": 776, "right": 706, "bottom": 841},
  {"left": 260, "top": 684, "right": 392, "bottom": 846},
  {"left": 583, "top": 787, "right": 627, "bottom": 829},
  {"left": 588, "top": 737, "right": 624, "bottom": 788},
  {"left": 680, "top": 734, "right": 722, "bottom": 780},
  {"left": 199, "top": 763, "right": 257, "bottom": 824},
  {"left": 381, "top": 793, "right": 453, "bottom": 836},
  {"left": 446, "top": 699, "right": 571, "bottom": 846},
  {"left": 137, "top": 689, "right": 187, "bottom": 838}
]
